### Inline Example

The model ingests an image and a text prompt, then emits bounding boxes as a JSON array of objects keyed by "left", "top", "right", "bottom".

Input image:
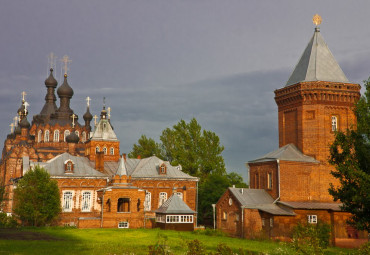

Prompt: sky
[{"left": 1, "top": 1, "right": 370, "bottom": 182}]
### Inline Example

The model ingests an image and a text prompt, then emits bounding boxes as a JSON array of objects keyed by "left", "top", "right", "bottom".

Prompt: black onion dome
[
  {"left": 66, "top": 131, "right": 79, "bottom": 143},
  {"left": 14, "top": 125, "right": 21, "bottom": 134},
  {"left": 19, "top": 117, "right": 30, "bottom": 129},
  {"left": 45, "top": 68, "right": 58, "bottom": 88},
  {"left": 57, "top": 74, "right": 74, "bottom": 98},
  {"left": 83, "top": 107, "right": 93, "bottom": 121}
]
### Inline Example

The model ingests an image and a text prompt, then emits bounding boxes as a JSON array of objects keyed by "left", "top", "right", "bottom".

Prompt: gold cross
[
  {"left": 312, "top": 14, "right": 322, "bottom": 26},
  {"left": 48, "top": 52, "right": 57, "bottom": 70},
  {"left": 24, "top": 102, "right": 29, "bottom": 114},
  {"left": 14, "top": 116, "right": 18, "bottom": 126},
  {"left": 107, "top": 107, "right": 111, "bottom": 119},
  {"left": 71, "top": 114, "right": 77, "bottom": 128},
  {"left": 93, "top": 115, "right": 98, "bottom": 125},
  {"left": 60, "top": 55, "right": 72, "bottom": 75},
  {"left": 21, "top": 91, "right": 27, "bottom": 101},
  {"left": 10, "top": 123, "right": 14, "bottom": 133},
  {"left": 86, "top": 96, "right": 91, "bottom": 107}
]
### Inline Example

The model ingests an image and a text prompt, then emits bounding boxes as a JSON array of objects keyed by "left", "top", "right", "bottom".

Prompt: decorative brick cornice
[{"left": 274, "top": 81, "right": 361, "bottom": 109}]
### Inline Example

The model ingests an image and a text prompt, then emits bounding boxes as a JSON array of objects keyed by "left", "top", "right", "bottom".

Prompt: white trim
[
  {"left": 118, "top": 222, "right": 129, "bottom": 228},
  {"left": 81, "top": 191, "right": 92, "bottom": 212},
  {"left": 62, "top": 190, "right": 74, "bottom": 212},
  {"left": 165, "top": 215, "right": 193, "bottom": 223},
  {"left": 308, "top": 215, "right": 317, "bottom": 224}
]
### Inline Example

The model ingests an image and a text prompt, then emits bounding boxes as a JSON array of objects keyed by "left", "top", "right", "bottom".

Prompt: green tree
[
  {"left": 13, "top": 166, "right": 61, "bottom": 226},
  {"left": 160, "top": 118, "right": 226, "bottom": 178},
  {"left": 329, "top": 78, "right": 370, "bottom": 232},
  {"left": 128, "top": 135, "right": 164, "bottom": 159}
]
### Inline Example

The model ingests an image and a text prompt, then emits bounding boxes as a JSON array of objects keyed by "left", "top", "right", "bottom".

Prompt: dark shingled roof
[{"left": 278, "top": 201, "right": 343, "bottom": 211}]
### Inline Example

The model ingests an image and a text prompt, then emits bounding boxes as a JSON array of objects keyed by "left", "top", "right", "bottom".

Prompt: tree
[
  {"left": 128, "top": 135, "right": 164, "bottom": 159},
  {"left": 13, "top": 166, "right": 61, "bottom": 226},
  {"left": 160, "top": 118, "right": 226, "bottom": 178},
  {"left": 329, "top": 78, "right": 370, "bottom": 232}
]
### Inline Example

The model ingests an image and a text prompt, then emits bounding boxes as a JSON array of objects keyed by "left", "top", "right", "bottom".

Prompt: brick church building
[
  {"left": 0, "top": 66, "right": 198, "bottom": 228},
  {"left": 216, "top": 17, "right": 367, "bottom": 243}
]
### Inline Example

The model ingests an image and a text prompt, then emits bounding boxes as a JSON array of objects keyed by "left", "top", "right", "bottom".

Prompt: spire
[
  {"left": 286, "top": 14, "right": 349, "bottom": 87},
  {"left": 17, "top": 92, "right": 28, "bottom": 121},
  {"left": 83, "top": 96, "right": 93, "bottom": 131},
  {"left": 38, "top": 68, "right": 58, "bottom": 122}
]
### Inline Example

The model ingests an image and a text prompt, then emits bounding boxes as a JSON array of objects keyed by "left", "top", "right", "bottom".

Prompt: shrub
[
  {"left": 356, "top": 242, "right": 370, "bottom": 255},
  {"left": 186, "top": 239, "right": 206, "bottom": 255},
  {"left": 0, "top": 212, "right": 18, "bottom": 228}
]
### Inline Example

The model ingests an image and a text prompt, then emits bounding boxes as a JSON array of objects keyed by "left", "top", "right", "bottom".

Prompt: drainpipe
[
  {"left": 100, "top": 190, "right": 105, "bottom": 228},
  {"left": 273, "top": 159, "right": 280, "bottom": 204},
  {"left": 241, "top": 206, "right": 244, "bottom": 238},
  {"left": 196, "top": 181, "right": 199, "bottom": 228}
]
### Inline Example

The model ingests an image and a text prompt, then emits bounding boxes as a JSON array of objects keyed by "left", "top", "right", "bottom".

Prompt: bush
[
  {"left": 291, "top": 223, "right": 331, "bottom": 254},
  {"left": 0, "top": 212, "right": 18, "bottom": 228},
  {"left": 356, "top": 242, "right": 370, "bottom": 255},
  {"left": 193, "top": 228, "right": 227, "bottom": 237}
]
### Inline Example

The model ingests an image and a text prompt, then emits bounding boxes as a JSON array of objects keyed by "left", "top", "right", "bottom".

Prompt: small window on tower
[
  {"left": 64, "top": 130, "right": 70, "bottom": 142},
  {"left": 44, "top": 130, "right": 50, "bottom": 142},
  {"left": 54, "top": 130, "right": 60, "bottom": 142},
  {"left": 38, "top": 130, "right": 42, "bottom": 142},
  {"left": 103, "top": 147, "right": 107, "bottom": 155},
  {"left": 96, "top": 146, "right": 100, "bottom": 154},
  {"left": 331, "top": 116, "right": 338, "bottom": 131},
  {"left": 267, "top": 173, "right": 272, "bottom": 189},
  {"left": 110, "top": 147, "right": 114, "bottom": 155}
]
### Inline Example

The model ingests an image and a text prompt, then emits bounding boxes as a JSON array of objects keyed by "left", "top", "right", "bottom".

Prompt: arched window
[
  {"left": 38, "top": 130, "right": 42, "bottom": 142},
  {"left": 82, "top": 131, "right": 86, "bottom": 142},
  {"left": 54, "top": 130, "right": 60, "bottom": 142},
  {"left": 144, "top": 191, "right": 151, "bottom": 211},
  {"left": 75, "top": 131, "right": 79, "bottom": 137},
  {"left": 44, "top": 130, "right": 50, "bottom": 142},
  {"left": 81, "top": 191, "right": 92, "bottom": 212},
  {"left": 96, "top": 146, "right": 100, "bottom": 154},
  {"left": 110, "top": 147, "right": 114, "bottom": 155},
  {"left": 64, "top": 130, "right": 70, "bottom": 142},
  {"left": 331, "top": 116, "right": 338, "bottom": 131},
  {"left": 158, "top": 192, "right": 167, "bottom": 207},
  {"left": 103, "top": 147, "right": 107, "bottom": 155}
]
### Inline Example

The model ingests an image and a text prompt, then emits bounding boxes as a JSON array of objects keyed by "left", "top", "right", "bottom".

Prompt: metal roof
[
  {"left": 30, "top": 152, "right": 107, "bottom": 177},
  {"left": 229, "top": 188, "right": 295, "bottom": 216},
  {"left": 278, "top": 201, "right": 343, "bottom": 211},
  {"left": 91, "top": 118, "right": 118, "bottom": 141},
  {"left": 286, "top": 27, "right": 349, "bottom": 86},
  {"left": 248, "top": 144, "right": 319, "bottom": 164},
  {"left": 155, "top": 194, "right": 196, "bottom": 214}
]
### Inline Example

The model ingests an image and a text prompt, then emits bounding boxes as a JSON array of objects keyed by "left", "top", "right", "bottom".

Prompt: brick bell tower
[{"left": 274, "top": 16, "right": 361, "bottom": 163}]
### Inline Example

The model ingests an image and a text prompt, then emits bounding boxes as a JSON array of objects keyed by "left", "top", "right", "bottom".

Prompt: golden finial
[{"left": 312, "top": 14, "right": 322, "bottom": 26}]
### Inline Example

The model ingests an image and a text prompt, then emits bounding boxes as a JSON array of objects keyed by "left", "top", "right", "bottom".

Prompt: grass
[{"left": 0, "top": 228, "right": 355, "bottom": 255}]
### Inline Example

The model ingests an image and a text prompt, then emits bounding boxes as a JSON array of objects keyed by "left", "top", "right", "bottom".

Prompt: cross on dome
[
  {"left": 312, "top": 14, "right": 322, "bottom": 27},
  {"left": 93, "top": 115, "right": 98, "bottom": 125},
  {"left": 108, "top": 107, "right": 111, "bottom": 119},
  {"left": 10, "top": 123, "right": 14, "bottom": 133},
  {"left": 13, "top": 116, "right": 18, "bottom": 126},
  {"left": 61, "top": 55, "right": 72, "bottom": 75},
  {"left": 48, "top": 52, "right": 57, "bottom": 70},
  {"left": 86, "top": 96, "right": 91, "bottom": 107},
  {"left": 71, "top": 114, "right": 77, "bottom": 128},
  {"left": 24, "top": 102, "right": 29, "bottom": 114},
  {"left": 21, "top": 91, "right": 27, "bottom": 102}
]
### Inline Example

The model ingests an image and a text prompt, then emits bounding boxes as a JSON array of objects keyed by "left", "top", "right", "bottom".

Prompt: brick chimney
[
  {"left": 96, "top": 151, "right": 105, "bottom": 173},
  {"left": 122, "top": 153, "right": 127, "bottom": 162},
  {"left": 137, "top": 155, "right": 141, "bottom": 159}
]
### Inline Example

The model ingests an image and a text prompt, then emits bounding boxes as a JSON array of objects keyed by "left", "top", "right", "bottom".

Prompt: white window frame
[
  {"left": 156, "top": 214, "right": 165, "bottom": 223},
  {"left": 103, "top": 147, "right": 107, "bottom": 155},
  {"left": 158, "top": 192, "right": 167, "bottom": 207},
  {"left": 96, "top": 146, "right": 100, "bottom": 153},
  {"left": 331, "top": 116, "right": 338, "bottom": 131},
  {"left": 165, "top": 215, "right": 193, "bottom": 223},
  {"left": 44, "top": 130, "right": 50, "bottom": 142},
  {"left": 308, "top": 215, "right": 317, "bottom": 224},
  {"left": 62, "top": 191, "right": 74, "bottom": 212},
  {"left": 54, "top": 130, "right": 60, "bottom": 142},
  {"left": 144, "top": 191, "right": 151, "bottom": 211},
  {"left": 81, "top": 191, "right": 92, "bottom": 212},
  {"left": 118, "top": 222, "right": 129, "bottom": 228},
  {"left": 64, "top": 130, "right": 70, "bottom": 142},
  {"left": 110, "top": 147, "right": 114, "bottom": 155},
  {"left": 38, "top": 130, "right": 42, "bottom": 142}
]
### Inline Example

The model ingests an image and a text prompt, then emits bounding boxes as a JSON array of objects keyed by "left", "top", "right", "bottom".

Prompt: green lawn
[{"left": 0, "top": 228, "right": 354, "bottom": 255}]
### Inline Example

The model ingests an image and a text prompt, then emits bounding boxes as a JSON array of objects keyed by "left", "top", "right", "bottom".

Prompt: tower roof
[
  {"left": 155, "top": 193, "right": 195, "bottom": 214},
  {"left": 286, "top": 27, "right": 349, "bottom": 87}
]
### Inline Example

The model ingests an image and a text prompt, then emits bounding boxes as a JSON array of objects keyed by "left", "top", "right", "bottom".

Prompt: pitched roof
[
  {"left": 278, "top": 201, "right": 343, "bottom": 211},
  {"left": 91, "top": 118, "right": 118, "bottom": 141},
  {"left": 286, "top": 27, "right": 349, "bottom": 87},
  {"left": 115, "top": 156, "right": 128, "bottom": 177},
  {"left": 155, "top": 194, "right": 196, "bottom": 214},
  {"left": 248, "top": 144, "right": 319, "bottom": 164},
  {"left": 229, "top": 188, "right": 295, "bottom": 216},
  {"left": 30, "top": 152, "right": 107, "bottom": 177}
]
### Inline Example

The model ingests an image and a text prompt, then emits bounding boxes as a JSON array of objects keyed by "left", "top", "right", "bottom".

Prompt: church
[
  {"left": 0, "top": 62, "right": 198, "bottom": 228},
  {"left": 216, "top": 16, "right": 367, "bottom": 244}
]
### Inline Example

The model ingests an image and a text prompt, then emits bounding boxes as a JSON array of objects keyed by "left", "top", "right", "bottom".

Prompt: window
[
  {"left": 44, "top": 130, "right": 50, "bottom": 142},
  {"left": 53, "top": 130, "right": 60, "bottom": 142},
  {"left": 103, "top": 123, "right": 107, "bottom": 129},
  {"left": 270, "top": 218, "right": 274, "bottom": 227},
  {"left": 222, "top": 211, "right": 227, "bottom": 220},
  {"left": 158, "top": 192, "right": 167, "bottom": 207},
  {"left": 103, "top": 147, "right": 107, "bottom": 155},
  {"left": 64, "top": 130, "right": 70, "bottom": 141},
  {"left": 235, "top": 213, "right": 239, "bottom": 222},
  {"left": 110, "top": 147, "right": 114, "bottom": 155},
  {"left": 82, "top": 131, "right": 86, "bottom": 142},
  {"left": 166, "top": 215, "right": 193, "bottom": 223},
  {"left": 66, "top": 162, "right": 72, "bottom": 171},
  {"left": 159, "top": 164, "right": 166, "bottom": 175},
  {"left": 118, "top": 222, "right": 129, "bottom": 228},
  {"left": 75, "top": 131, "right": 79, "bottom": 137},
  {"left": 81, "top": 191, "right": 92, "bottom": 212},
  {"left": 262, "top": 218, "right": 265, "bottom": 227},
  {"left": 156, "top": 214, "right": 165, "bottom": 223},
  {"left": 331, "top": 116, "right": 338, "bottom": 131},
  {"left": 38, "top": 130, "right": 42, "bottom": 142},
  {"left": 117, "top": 198, "right": 130, "bottom": 212},
  {"left": 144, "top": 191, "right": 151, "bottom": 211},
  {"left": 63, "top": 191, "right": 73, "bottom": 212},
  {"left": 96, "top": 146, "right": 100, "bottom": 153},
  {"left": 176, "top": 192, "right": 183, "bottom": 200},
  {"left": 308, "top": 215, "right": 317, "bottom": 224},
  {"left": 267, "top": 173, "right": 272, "bottom": 189}
]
